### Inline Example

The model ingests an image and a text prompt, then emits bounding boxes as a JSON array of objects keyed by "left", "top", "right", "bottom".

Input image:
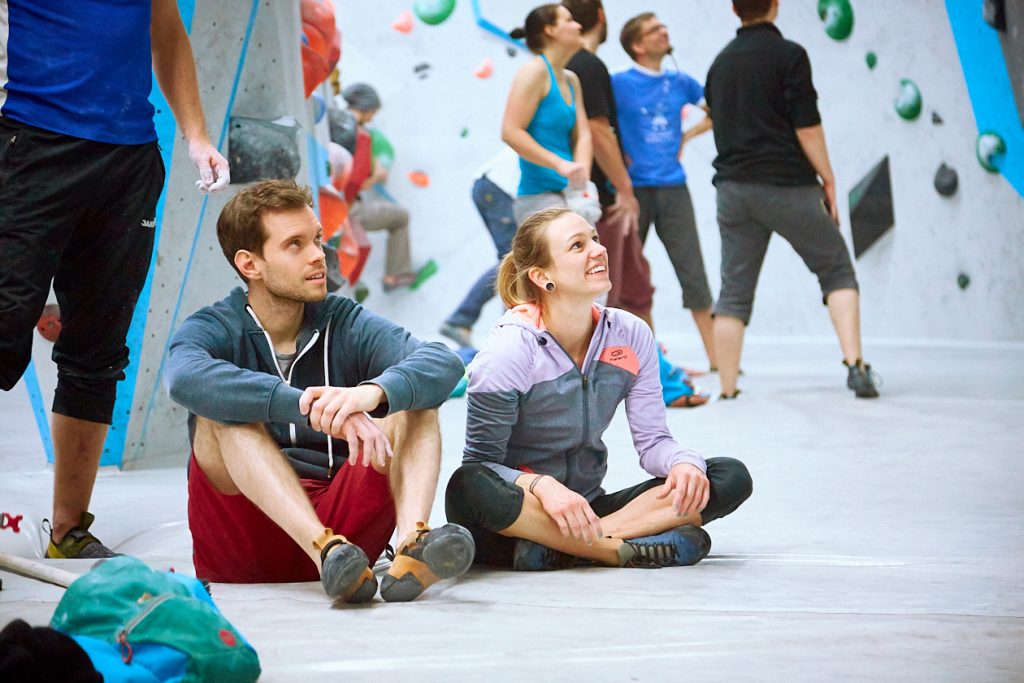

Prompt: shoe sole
[
  {"left": 380, "top": 526, "right": 475, "bottom": 602},
  {"left": 321, "top": 544, "right": 370, "bottom": 599}
]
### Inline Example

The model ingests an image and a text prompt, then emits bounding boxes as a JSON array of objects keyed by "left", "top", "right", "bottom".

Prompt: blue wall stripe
[
  {"left": 23, "top": 362, "right": 54, "bottom": 461},
  {"left": 471, "top": 0, "right": 525, "bottom": 48},
  {"left": 136, "top": 0, "right": 260, "bottom": 452},
  {"left": 945, "top": 0, "right": 1023, "bottom": 197}
]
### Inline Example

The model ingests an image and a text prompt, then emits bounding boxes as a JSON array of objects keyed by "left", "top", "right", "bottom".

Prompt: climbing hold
[
  {"left": 311, "top": 92, "right": 326, "bottom": 124},
  {"left": 328, "top": 108, "right": 358, "bottom": 153},
  {"left": 303, "top": 22, "right": 329, "bottom": 63},
  {"left": 301, "top": 42, "right": 329, "bottom": 98},
  {"left": 474, "top": 56, "right": 494, "bottom": 79},
  {"left": 848, "top": 156, "right": 894, "bottom": 258},
  {"left": 414, "top": 62, "right": 432, "bottom": 80},
  {"left": 931, "top": 111, "right": 944, "bottom": 125},
  {"left": 449, "top": 374, "right": 469, "bottom": 399},
  {"left": 328, "top": 28, "right": 342, "bottom": 71},
  {"left": 957, "top": 273, "right": 970, "bottom": 290},
  {"left": 894, "top": 78, "right": 922, "bottom": 120},
  {"left": 319, "top": 184, "right": 349, "bottom": 242},
  {"left": 392, "top": 10, "right": 414, "bottom": 33},
  {"left": 817, "top": 0, "right": 854, "bottom": 41},
  {"left": 354, "top": 282, "right": 370, "bottom": 303},
  {"left": 323, "top": 243, "right": 345, "bottom": 292},
  {"left": 36, "top": 303, "right": 61, "bottom": 343},
  {"left": 410, "top": 259, "right": 439, "bottom": 290},
  {"left": 369, "top": 129, "right": 395, "bottom": 169},
  {"left": 408, "top": 170, "right": 431, "bottom": 187},
  {"left": 414, "top": 0, "right": 456, "bottom": 26},
  {"left": 460, "top": 127, "right": 469, "bottom": 138},
  {"left": 933, "top": 163, "right": 959, "bottom": 197},
  {"left": 228, "top": 116, "right": 301, "bottom": 184},
  {"left": 328, "top": 142, "right": 353, "bottom": 192},
  {"left": 506, "top": 46, "right": 517, "bottom": 58},
  {"left": 865, "top": 51, "right": 877, "bottom": 69},
  {"left": 976, "top": 130, "right": 1007, "bottom": 173}
]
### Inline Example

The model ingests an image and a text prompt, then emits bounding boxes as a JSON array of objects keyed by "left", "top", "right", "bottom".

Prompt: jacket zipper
[{"left": 544, "top": 311, "right": 605, "bottom": 454}]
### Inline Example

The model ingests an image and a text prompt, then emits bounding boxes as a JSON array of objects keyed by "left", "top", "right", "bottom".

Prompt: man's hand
[
  {"left": 656, "top": 463, "right": 709, "bottom": 517},
  {"left": 189, "top": 138, "right": 230, "bottom": 192},
  {"left": 300, "top": 384, "right": 385, "bottom": 436},
  {"left": 530, "top": 476, "right": 603, "bottom": 544},
  {"left": 555, "top": 159, "right": 588, "bottom": 190},
  {"left": 822, "top": 179, "right": 839, "bottom": 226},
  {"left": 609, "top": 187, "right": 640, "bottom": 237},
  {"left": 338, "top": 412, "right": 393, "bottom": 469}
]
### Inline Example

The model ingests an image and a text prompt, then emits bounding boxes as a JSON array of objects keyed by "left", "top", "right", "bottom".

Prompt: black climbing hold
[
  {"left": 507, "top": 46, "right": 517, "bottom": 57},
  {"left": 934, "top": 163, "right": 958, "bottom": 197},
  {"left": 414, "top": 62, "right": 432, "bottom": 79},
  {"left": 957, "top": 273, "right": 970, "bottom": 290},
  {"left": 848, "top": 156, "right": 894, "bottom": 259},
  {"left": 983, "top": 0, "right": 1006, "bottom": 30},
  {"left": 931, "top": 111, "right": 944, "bottom": 125},
  {"left": 323, "top": 244, "right": 345, "bottom": 292},
  {"left": 228, "top": 116, "right": 301, "bottom": 184},
  {"left": 328, "top": 108, "right": 358, "bottom": 153}
]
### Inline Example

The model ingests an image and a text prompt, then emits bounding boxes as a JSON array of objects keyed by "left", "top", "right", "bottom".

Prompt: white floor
[{"left": 2, "top": 337, "right": 1023, "bottom": 681}]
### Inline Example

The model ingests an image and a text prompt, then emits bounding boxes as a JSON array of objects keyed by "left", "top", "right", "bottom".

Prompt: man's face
[
  {"left": 250, "top": 207, "right": 327, "bottom": 303},
  {"left": 636, "top": 16, "right": 672, "bottom": 60}
]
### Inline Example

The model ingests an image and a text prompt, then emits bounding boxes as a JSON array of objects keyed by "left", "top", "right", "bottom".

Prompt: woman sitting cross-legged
[{"left": 445, "top": 207, "right": 752, "bottom": 570}]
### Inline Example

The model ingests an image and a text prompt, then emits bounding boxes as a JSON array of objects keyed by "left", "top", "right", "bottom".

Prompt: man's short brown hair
[
  {"left": 216, "top": 179, "right": 313, "bottom": 280},
  {"left": 620, "top": 12, "right": 655, "bottom": 60},
  {"left": 561, "top": 0, "right": 602, "bottom": 34},
  {"left": 733, "top": 0, "right": 773, "bottom": 22}
]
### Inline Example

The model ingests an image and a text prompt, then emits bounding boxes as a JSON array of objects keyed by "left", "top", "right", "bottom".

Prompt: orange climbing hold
[
  {"left": 408, "top": 171, "right": 430, "bottom": 187},
  {"left": 392, "top": 10, "right": 414, "bottom": 34},
  {"left": 473, "top": 57, "right": 494, "bottom": 79}
]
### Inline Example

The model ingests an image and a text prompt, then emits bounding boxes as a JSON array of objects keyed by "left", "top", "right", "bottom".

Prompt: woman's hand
[
  {"left": 656, "top": 463, "right": 710, "bottom": 517},
  {"left": 532, "top": 476, "right": 603, "bottom": 544},
  {"left": 555, "top": 159, "right": 588, "bottom": 190}
]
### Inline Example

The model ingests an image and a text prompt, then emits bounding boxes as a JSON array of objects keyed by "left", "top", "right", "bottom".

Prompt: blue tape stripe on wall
[
  {"left": 27, "top": 0, "right": 198, "bottom": 465},
  {"left": 945, "top": 0, "right": 1023, "bottom": 197},
  {"left": 136, "top": 0, "right": 260, "bottom": 455}
]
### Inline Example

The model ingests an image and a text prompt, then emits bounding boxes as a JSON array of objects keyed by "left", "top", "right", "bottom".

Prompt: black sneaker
[
  {"left": 618, "top": 525, "right": 711, "bottom": 568},
  {"left": 512, "top": 538, "right": 577, "bottom": 571},
  {"left": 845, "top": 360, "right": 880, "bottom": 398},
  {"left": 44, "top": 512, "right": 117, "bottom": 559}
]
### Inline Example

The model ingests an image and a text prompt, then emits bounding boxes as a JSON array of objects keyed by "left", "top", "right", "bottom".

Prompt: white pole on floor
[{"left": 0, "top": 552, "right": 78, "bottom": 589}]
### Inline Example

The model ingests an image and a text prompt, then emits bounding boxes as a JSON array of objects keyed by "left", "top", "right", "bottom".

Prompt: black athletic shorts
[{"left": 0, "top": 117, "right": 164, "bottom": 423}]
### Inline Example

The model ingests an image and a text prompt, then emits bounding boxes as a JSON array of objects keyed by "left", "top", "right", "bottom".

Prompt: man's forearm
[
  {"left": 589, "top": 118, "right": 632, "bottom": 194},
  {"left": 794, "top": 124, "right": 835, "bottom": 184}
]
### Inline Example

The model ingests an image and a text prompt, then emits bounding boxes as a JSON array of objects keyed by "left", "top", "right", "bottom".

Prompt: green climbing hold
[
  {"left": 369, "top": 128, "right": 394, "bottom": 169},
  {"left": 460, "top": 127, "right": 469, "bottom": 138},
  {"left": 865, "top": 51, "right": 877, "bottom": 69},
  {"left": 976, "top": 130, "right": 1007, "bottom": 173},
  {"left": 894, "top": 79, "right": 922, "bottom": 120},
  {"left": 414, "top": 0, "right": 456, "bottom": 26},
  {"left": 957, "top": 273, "right": 970, "bottom": 290},
  {"left": 818, "top": 0, "right": 854, "bottom": 41}
]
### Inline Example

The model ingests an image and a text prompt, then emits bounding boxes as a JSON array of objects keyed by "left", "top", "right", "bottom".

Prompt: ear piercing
[{"left": 545, "top": 282, "right": 555, "bottom": 292}]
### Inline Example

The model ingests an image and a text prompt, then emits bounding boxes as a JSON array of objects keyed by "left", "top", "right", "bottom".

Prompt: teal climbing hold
[
  {"left": 369, "top": 128, "right": 395, "bottom": 169},
  {"left": 957, "top": 273, "right": 970, "bottom": 290},
  {"left": 818, "top": 0, "right": 854, "bottom": 41},
  {"left": 415, "top": 0, "right": 456, "bottom": 26},
  {"left": 894, "top": 79, "right": 922, "bottom": 120},
  {"left": 975, "top": 131, "right": 1007, "bottom": 173},
  {"left": 460, "top": 127, "right": 469, "bottom": 138},
  {"left": 865, "top": 51, "right": 877, "bottom": 69}
]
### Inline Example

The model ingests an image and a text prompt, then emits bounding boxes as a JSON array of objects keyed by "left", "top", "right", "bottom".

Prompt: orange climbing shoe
[
  {"left": 313, "top": 529, "right": 376, "bottom": 602},
  {"left": 379, "top": 522, "right": 474, "bottom": 602}
]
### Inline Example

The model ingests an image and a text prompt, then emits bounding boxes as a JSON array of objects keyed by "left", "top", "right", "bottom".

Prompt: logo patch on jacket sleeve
[{"left": 598, "top": 346, "right": 640, "bottom": 375}]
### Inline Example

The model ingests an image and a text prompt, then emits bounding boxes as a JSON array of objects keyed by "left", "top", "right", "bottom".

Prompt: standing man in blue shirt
[
  {"left": 613, "top": 13, "right": 717, "bottom": 372},
  {"left": 0, "top": 0, "right": 230, "bottom": 558}
]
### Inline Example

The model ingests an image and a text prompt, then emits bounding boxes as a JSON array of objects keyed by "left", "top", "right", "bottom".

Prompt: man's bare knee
[{"left": 193, "top": 417, "right": 269, "bottom": 495}]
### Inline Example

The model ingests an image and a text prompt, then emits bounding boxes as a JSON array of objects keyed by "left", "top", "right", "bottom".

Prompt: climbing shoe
[
  {"left": 380, "top": 522, "right": 475, "bottom": 602},
  {"left": 313, "top": 530, "right": 375, "bottom": 602},
  {"left": 512, "top": 538, "right": 577, "bottom": 571},
  {"left": 44, "top": 512, "right": 117, "bottom": 559},
  {"left": 844, "top": 359, "right": 880, "bottom": 398},
  {"left": 618, "top": 525, "right": 711, "bottom": 568}
]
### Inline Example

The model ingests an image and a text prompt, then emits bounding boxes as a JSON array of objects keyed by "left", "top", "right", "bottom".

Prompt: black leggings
[{"left": 445, "top": 457, "right": 753, "bottom": 567}]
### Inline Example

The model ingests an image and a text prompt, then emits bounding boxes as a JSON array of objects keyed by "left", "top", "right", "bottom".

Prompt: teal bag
[{"left": 50, "top": 556, "right": 260, "bottom": 683}]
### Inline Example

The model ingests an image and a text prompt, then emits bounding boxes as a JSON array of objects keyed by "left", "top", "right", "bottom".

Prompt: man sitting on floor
[{"left": 165, "top": 179, "right": 473, "bottom": 603}]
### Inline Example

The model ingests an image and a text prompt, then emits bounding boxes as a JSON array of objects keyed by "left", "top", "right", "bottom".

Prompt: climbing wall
[{"left": 333, "top": 0, "right": 1024, "bottom": 347}]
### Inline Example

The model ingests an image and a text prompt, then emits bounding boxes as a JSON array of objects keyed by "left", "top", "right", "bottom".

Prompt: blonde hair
[{"left": 496, "top": 207, "right": 571, "bottom": 308}]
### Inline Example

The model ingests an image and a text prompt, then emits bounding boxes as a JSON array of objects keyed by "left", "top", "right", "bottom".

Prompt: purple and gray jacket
[{"left": 464, "top": 304, "right": 706, "bottom": 501}]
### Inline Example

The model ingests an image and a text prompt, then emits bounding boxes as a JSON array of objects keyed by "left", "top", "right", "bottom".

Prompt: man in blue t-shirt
[
  {"left": 0, "top": 0, "right": 230, "bottom": 558},
  {"left": 613, "top": 12, "right": 716, "bottom": 371}
]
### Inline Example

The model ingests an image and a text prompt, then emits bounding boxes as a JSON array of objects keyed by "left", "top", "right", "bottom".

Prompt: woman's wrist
[{"left": 528, "top": 474, "right": 550, "bottom": 495}]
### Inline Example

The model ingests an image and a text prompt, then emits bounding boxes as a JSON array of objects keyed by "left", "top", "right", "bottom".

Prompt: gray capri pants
[
  {"left": 713, "top": 180, "right": 858, "bottom": 325},
  {"left": 636, "top": 184, "right": 713, "bottom": 311}
]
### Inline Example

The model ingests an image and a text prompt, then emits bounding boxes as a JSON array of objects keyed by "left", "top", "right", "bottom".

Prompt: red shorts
[
  {"left": 187, "top": 453, "right": 396, "bottom": 583},
  {"left": 596, "top": 208, "right": 655, "bottom": 316}
]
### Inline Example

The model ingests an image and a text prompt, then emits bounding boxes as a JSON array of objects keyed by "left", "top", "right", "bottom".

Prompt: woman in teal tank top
[{"left": 502, "top": 5, "right": 593, "bottom": 225}]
